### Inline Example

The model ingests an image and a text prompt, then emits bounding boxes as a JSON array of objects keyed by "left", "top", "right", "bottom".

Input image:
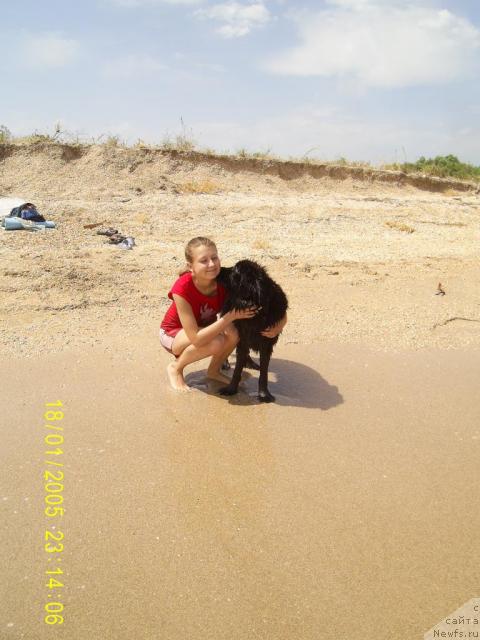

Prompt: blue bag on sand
[
  {"left": 8, "top": 202, "right": 46, "bottom": 222},
  {"left": 21, "top": 208, "right": 46, "bottom": 222},
  {"left": 3, "top": 202, "right": 54, "bottom": 230}
]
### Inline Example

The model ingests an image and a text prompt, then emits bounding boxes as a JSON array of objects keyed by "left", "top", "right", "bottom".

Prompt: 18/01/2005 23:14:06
[{"left": 43, "top": 401, "right": 66, "bottom": 626}]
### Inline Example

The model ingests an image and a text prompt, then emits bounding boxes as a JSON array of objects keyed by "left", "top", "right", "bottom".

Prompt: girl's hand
[
  {"left": 261, "top": 325, "right": 280, "bottom": 338},
  {"left": 261, "top": 313, "right": 287, "bottom": 338},
  {"left": 228, "top": 306, "right": 258, "bottom": 321}
]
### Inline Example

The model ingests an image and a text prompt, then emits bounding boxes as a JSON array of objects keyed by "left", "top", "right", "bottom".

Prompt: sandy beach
[{"left": 1, "top": 143, "right": 480, "bottom": 639}]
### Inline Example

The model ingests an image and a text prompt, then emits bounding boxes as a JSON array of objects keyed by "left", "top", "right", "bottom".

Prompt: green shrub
[
  {"left": 0, "top": 125, "right": 12, "bottom": 143},
  {"left": 385, "top": 155, "right": 480, "bottom": 182}
]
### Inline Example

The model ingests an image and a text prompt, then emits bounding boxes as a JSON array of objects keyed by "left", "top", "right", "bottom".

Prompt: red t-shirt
[{"left": 160, "top": 272, "right": 227, "bottom": 336}]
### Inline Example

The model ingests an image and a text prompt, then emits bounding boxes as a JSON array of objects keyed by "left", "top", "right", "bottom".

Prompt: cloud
[
  {"left": 102, "top": 53, "right": 166, "bottom": 78},
  {"left": 326, "top": 0, "right": 377, "bottom": 7},
  {"left": 266, "top": 3, "right": 480, "bottom": 88},
  {"left": 326, "top": 0, "right": 439, "bottom": 8},
  {"left": 21, "top": 33, "right": 79, "bottom": 69},
  {"left": 110, "top": 0, "right": 203, "bottom": 6},
  {"left": 196, "top": 2, "right": 270, "bottom": 38}
]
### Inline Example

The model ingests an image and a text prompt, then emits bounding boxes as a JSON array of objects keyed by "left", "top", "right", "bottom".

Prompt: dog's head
[
  {"left": 227, "top": 259, "right": 270, "bottom": 308},
  {"left": 216, "top": 266, "right": 232, "bottom": 287}
]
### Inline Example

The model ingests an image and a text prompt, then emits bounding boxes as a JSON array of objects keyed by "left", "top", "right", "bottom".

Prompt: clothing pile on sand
[
  {"left": 96, "top": 227, "right": 136, "bottom": 250},
  {"left": 0, "top": 196, "right": 135, "bottom": 248},
  {"left": 0, "top": 198, "right": 55, "bottom": 231}
]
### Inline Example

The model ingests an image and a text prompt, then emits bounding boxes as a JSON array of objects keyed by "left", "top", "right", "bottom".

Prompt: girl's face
[{"left": 189, "top": 245, "right": 221, "bottom": 281}]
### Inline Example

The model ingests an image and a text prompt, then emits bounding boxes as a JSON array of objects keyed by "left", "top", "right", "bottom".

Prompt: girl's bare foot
[
  {"left": 206, "top": 368, "right": 231, "bottom": 384},
  {"left": 167, "top": 362, "right": 190, "bottom": 391}
]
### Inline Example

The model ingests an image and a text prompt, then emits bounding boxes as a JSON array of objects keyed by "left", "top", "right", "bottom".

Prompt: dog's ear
[
  {"left": 217, "top": 266, "right": 231, "bottom": 286},
  {"left": 255, "top": 274, "right": 271, "bottom": 307},
  {"left": 238, "top": 267, "right": 256, "bottom": 295}
]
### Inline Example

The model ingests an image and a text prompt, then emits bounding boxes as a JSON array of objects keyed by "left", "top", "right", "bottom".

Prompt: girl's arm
[
  {"left": 173, "top": 295, "right": 256, "bottom": 347},
  {"left": 260, "top": 312, "right": 288, "bottom": 338}
]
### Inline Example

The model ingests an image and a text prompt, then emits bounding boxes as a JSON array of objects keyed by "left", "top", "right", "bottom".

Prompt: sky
[{"left": 1, "top": 0, "right": 480, "bottom": 164}]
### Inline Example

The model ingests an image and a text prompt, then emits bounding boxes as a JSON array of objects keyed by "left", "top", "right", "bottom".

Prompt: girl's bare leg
[
  {"left": 167, "top": 332, "right": 227, "bottom": 391},
  {"left": 207, "top": 326, "right": 239, "bottom": 383}
]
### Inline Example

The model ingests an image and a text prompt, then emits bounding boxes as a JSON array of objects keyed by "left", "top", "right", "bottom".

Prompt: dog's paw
[
  {"left": 219, "top": 385, "right": 238, "bottom": 396},
  {"left": 258, "top": 391, "right": 275, "bottom": 403}
]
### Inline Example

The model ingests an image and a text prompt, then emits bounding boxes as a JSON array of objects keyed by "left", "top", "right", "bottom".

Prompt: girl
[{"left": 160, "top": 237, "right": 258, "bottom": 391}]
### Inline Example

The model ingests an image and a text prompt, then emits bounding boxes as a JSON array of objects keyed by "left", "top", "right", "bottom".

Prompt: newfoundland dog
[{"left": 218, "top": 260, "right": 288, "bottom": 403}]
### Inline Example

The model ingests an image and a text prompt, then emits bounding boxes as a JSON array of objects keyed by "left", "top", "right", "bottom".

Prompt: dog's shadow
[{"left": 187, "top": 358, "right": 343, "bottom": 410}]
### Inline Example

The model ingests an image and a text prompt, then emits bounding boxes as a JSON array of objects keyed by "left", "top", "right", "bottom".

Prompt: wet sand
[{"left": 1, "top": 337, "right": 479, "bottom": 639}]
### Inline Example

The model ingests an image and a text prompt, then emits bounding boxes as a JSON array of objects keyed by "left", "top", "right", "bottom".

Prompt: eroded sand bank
[{"left": 1, "top": 144, "right": 480, "bottom": 355}]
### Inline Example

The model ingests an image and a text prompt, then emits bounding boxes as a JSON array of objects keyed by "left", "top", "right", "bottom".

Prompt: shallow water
[{"left": 1, "top": 340, "right": 479, "bottom": 639}]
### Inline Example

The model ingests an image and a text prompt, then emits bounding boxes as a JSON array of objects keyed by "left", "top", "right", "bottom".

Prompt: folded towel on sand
[{"left": 2, "top": 218, "right": 56, "bottom": 231}]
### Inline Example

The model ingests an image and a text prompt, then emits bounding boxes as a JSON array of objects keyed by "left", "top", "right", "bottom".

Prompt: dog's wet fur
[{"left": 217, "top": 260, "right": 288, "bottom": 402}]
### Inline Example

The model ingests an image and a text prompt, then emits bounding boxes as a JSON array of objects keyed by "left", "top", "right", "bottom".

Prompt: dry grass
[
  {"left": 236, "top": 148, "right": 273, "bottom": 160},
  {"left": 178, "top": 180, "right": 221, "bottom": 194},
  {"left": 134, "top": 213, "right": 150, "bottom": 224},
  {"left": 101, "top": 135, "right": 126, "bottom": 148},
  {"left": 252, "top": 238, "right": 272, "bottom": 250},
  {"left": 411, "top": 219, "right": 467, "bottom": 228},
  {"left": 385, "top": 220, "right": 415, "bottom": 234}
]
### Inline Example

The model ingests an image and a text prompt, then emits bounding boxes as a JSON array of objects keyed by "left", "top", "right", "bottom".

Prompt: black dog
[{"left": 217, "top": 260, "right": 288, "bottom": 403}]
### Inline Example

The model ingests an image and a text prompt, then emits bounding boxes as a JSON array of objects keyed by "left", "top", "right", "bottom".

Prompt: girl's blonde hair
[{"left": 179, "top": 236, "right": 217, "bottom": 275}]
